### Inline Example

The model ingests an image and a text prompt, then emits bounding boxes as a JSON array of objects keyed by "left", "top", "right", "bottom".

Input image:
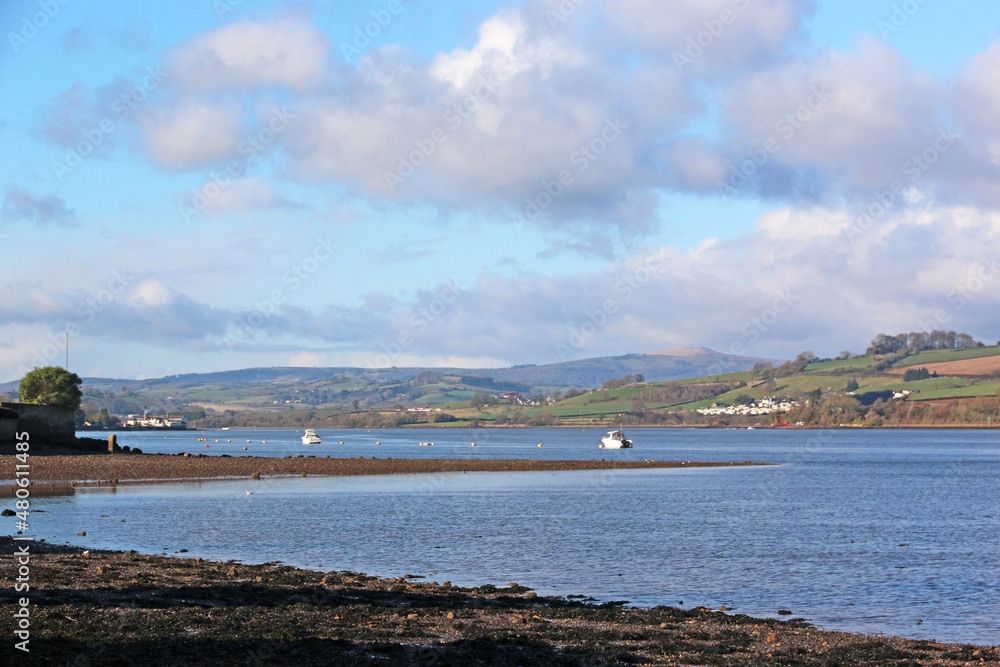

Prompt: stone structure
[
  {"left": 0, "top": 402, "right": 75, "bottom": 444},
  {"left": 0, "top": 406, "right": 18, "bottom": 444}
]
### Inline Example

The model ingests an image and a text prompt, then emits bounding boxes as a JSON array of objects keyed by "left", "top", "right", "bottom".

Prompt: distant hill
[
  {"left": 0, "top": 348, "right": 780, "bottom": 414},
  {"left": 461, "top": 348, "right": 780, "bottom": 387}
]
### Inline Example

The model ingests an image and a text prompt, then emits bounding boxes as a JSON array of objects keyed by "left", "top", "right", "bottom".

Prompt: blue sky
[{"left": 2, "top": 0, "right": 999, "bottom": 382}]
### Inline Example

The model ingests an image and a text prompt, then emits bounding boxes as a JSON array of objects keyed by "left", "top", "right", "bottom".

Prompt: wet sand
[{"left": 1, "top": 537, "right": 994, "bottom": 666}]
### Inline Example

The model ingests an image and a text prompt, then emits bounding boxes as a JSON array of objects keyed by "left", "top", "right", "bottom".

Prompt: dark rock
[{"left": 1, "top": 509, "right": 16, "bottom": 516}]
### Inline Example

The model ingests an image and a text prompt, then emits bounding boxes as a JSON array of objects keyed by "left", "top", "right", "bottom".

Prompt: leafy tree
[
  {"left": 733, "top": 394, "right": 754, "bottom": 406},
  {"left": 845, "top": 378, "right": 859, "bottom": 392},
  {"left": 470, "top": 392, "right": 492, "bottom": 409},
  {"left": 903, "top": 367, "right": 931, "bottom": 382},
  {"left": 19, "top": 366, "right": 83, "bottom": 411}
]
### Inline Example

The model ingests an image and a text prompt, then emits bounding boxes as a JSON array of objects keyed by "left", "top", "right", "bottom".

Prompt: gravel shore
[{"left": 1, "top": 537, "right": 995, "bottom": 666}]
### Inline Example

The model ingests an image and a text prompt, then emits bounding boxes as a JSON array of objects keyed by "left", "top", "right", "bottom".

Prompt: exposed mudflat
[{"left": 1, "top": 453, "right": 767, "bottom": 489}]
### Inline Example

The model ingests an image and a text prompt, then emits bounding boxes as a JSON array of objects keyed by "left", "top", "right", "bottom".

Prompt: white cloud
[
  {"left": 169, "top": 17, "right": 328, "bottom": 91},
  {"left": 287, "top": 351, "right": 326, "bottom": 367},
  {"left": 2, "top": 187, "right": 76, "bottom": 225},
  {"left": 188, "top": 177, "right": 292, "bottom": 216},
  {"left": 600, "top": 0, "right": 815, "bottom": 76},
  {"left": 129, "top": 280, "right": 175, "bottom": 307},
  {"left": 4, "top": 203, "right": 998, "bottom": 372},
  {"left": 142, "top": 100, "right": 243, "bottom": 168},
  {"left": 284, "top": 6, "right": 689, "bottom": 239}
]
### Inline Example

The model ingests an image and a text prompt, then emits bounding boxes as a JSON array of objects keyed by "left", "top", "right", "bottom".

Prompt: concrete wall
[{"left": 0, "top": 402, "right": 75, "bottom": 444}]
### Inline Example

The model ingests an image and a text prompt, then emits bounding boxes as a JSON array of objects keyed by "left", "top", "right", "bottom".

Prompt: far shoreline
[{"left": 83, "top": 421, "right": 1000, "bottom": 432}]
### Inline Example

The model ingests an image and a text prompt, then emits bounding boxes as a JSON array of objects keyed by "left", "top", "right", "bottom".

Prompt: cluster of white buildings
[
  {"left": 696, "top": 397, "right": 796, "bottom": 417},
  {"left": 123, "top": 414, "right": 189, "bottom": 429}
]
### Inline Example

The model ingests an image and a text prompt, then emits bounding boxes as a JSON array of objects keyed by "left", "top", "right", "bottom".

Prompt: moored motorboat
[
  {"left": 301, "top": 429, "right": 321, "bottom": 445},
  {"left": 600, "top": 429, "right": 632, "bottom": 449}
]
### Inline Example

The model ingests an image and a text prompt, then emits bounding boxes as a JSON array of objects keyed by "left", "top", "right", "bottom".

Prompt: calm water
[{"left": 18, "top": 428, "right": 1000, "bottom": 645}]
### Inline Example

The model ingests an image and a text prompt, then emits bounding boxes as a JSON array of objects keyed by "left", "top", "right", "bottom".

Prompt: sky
[{"left": 2, "top": 0, "right": 1000, "bottom": 382}]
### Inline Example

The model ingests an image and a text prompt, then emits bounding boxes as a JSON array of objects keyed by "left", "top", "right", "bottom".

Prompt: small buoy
[
  {"left": 215, "top": 439, "right": 219, "bottom": 442},
  {"left": 247, "top": 440, "right": 251, "bottom": 443},
  {"left": 205, "top": 444, "right": 209, "bottom": 447},
  {"left": 340, "top": 441, "right": 345, "bottom": 445},
  {"left": 227, "top": 440, "right": 231, "bottom": 443},
  {"left": 471, "top": 443, "right": 476, "bottom": 447},
  {"left": 376, "top": 441, "right": 380, "bottom": 445},
  {"left": 599, "top": 444, "right": 604, "bottom": 448},
  {"left": 243, "top": 447, "right": 247, "bottom": 450},
  {"left": 538, "top": 443, "right": 543, "bottom": 447},
  {"left": 262, "top": 441, "right": 267, "bottom": 444}
]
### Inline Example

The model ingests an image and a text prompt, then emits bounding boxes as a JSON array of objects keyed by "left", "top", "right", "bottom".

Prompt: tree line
[{"left": 866, "top": 330, "right": 982, "bottom": 355}]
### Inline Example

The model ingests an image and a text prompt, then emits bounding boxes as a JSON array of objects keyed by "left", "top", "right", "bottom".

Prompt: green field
[
  {"left": 905, "top": 382, "right": 1000, "bottom": 401},
  {"left": 890, "top": 345, "right": 1000, "bottom": 367},
  {"left": 804, "top": 356, "right": 874, "bottom": 373}
]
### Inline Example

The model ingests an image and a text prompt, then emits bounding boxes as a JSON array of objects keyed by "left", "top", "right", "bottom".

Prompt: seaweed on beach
[{"left": 1, "top": 537, "right": 996, "bottom": 666}]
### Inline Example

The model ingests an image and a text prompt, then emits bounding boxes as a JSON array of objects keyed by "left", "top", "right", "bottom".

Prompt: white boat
[
  {"left": 600, "top": 429, "right": 632, "bottom": 449},
  {"left": 301, "top": 429, "right": 321, "bottom": 445}
]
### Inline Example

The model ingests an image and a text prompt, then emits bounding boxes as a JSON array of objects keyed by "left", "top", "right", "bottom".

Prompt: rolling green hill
[
  {"left": 1, "top": 348, "right": 777, "bottom": 423},
  {"left": 442, "top": 345, "right": 1000, "bottom": 428}
]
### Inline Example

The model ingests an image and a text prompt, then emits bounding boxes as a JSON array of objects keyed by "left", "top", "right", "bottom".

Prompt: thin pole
[{"left": 65, "top": 332, "right": 69, "bottom": 370}]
